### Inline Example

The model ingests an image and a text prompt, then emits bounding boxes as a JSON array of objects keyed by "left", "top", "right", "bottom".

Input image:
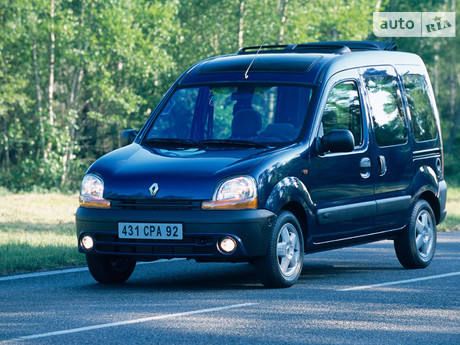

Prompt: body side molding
[{"left": 317, "top": 196, "right": 411, "bottom": 225}]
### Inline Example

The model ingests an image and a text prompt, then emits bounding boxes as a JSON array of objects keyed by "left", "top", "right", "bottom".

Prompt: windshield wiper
[
  {"left": 198, "top": 139, "right": 270, "bottom": 148},
  {"left": 144, "top": 138, "right": 203, "bottom": 148}
]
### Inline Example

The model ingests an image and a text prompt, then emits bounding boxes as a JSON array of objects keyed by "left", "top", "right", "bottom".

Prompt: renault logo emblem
[{"left": 149, "top": 183, "right": 159, "bottom": 196}]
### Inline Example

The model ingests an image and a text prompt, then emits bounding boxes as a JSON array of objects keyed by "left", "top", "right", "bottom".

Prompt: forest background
[{"left": 1, "top": 0, "right": 458, "bottom": 192}]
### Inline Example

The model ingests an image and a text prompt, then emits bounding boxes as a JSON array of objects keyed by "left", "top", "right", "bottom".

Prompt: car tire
[
  {"left": 86, "top": 254, "right": 136, "bottom": 284},
  {"left": 394, "top": 199, "right": 437, "bottom": 269},
  {"left": 255, "top": 211, "right": 304, "bottom": 288}
]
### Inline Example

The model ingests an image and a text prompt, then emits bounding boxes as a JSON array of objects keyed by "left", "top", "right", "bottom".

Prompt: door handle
[
  {"left": 378, "top": 155, "right": 387, "bottom": 176},
  {"left": 360, "top": 157, "right": 371, "bottom": 179}
]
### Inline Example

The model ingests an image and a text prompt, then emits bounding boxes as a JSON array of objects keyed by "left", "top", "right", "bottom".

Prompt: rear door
[{"left": 361, "top": 66, "right": 413, "bottom": 231}]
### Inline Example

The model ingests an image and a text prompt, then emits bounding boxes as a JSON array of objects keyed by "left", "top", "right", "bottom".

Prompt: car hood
[{"left": 88, "top": 143, "right": 274, "bottom": 200}]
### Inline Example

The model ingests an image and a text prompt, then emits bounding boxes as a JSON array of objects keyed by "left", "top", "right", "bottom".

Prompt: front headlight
[
  {"left": 202, "top": 176, "right": 258, "bottom": 210},
  {"left": 79, "top": 174, "right": 111, "bottom": 208}
]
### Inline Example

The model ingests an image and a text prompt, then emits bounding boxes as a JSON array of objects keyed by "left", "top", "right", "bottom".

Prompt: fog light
[
  {"left": 218, "top": 236, "right": 237, "bottom": 254},
  {"left": 81, "top": 236, "right": 94, "bottom": 251}
]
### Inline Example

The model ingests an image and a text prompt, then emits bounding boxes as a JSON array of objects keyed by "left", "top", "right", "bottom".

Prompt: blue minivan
[{"left": 76, "top": 41, "right": 447, "bottom": 287}]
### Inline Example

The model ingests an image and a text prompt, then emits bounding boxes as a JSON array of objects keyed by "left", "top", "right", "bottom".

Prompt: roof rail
[
  {"left": 237, "top": 40, "right": 397, "bottom": 55},
  {"left": 237, "top": 45, "right": 289, "bottom": 54},
  {"left": 297, "top": 40, "right": 397, "bottom": 51},
  {"left": 290, "top": 43, "right": 351, "bottom": 54}
]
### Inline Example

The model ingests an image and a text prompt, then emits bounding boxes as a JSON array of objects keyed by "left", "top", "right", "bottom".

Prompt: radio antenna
[{"left": 244, "top": 23, "right": 274, "bottom": 80}]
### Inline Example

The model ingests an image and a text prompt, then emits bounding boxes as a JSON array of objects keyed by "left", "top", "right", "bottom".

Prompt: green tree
[
  {"left": 0, "top": 0, "right": 180, "bottom": 190},
  {"left": 2, "top": 0, "right": 457, "bottom": 191}
]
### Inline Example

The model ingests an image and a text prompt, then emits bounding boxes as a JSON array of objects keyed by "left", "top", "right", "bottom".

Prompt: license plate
[{"left": 118, "top": 222, "right": 183, "bottom": 240}]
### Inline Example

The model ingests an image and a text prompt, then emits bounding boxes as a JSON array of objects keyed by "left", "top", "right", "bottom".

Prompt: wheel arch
[
  {"left": 411, "top": 165, "right": 443, "bottom": 224},
  {"left": 417, "top": 190, "right": 441, "bottom": 224},
  {"left": 264, "top": 176, "right": 313, "bottom": 249}
]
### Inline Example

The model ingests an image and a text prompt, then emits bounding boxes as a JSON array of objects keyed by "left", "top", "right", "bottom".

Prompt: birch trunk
[
  {"left": 32, "top": 43, "right": 45, "bottom": 159},
  {"left": 2, "top": 117, "right": 9, "bottom": 172},
  {"left": 278, "top": 0, "right": 288, "bottom": 44},
  {"left": 445, "top": 0, "right": 458, "bottom": 153},
  {"left": 238, "top": 1, "right": 245, "bottom": 50},
  {"left": 61, "top": 1, "right": 87, "bottom": 187},
  {"left": 446, "top": 59, "right": 459, "bottom": 153},
  {"left": 48, "top": 0, "right": 55, "bottom": 127},
  {"left": 45, "top": 0, "right": 56, "bottom": 161}
]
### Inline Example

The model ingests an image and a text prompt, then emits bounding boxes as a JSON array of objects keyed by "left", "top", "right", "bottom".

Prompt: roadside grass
[
  {"left": 438, "top": 185, "right": 460, "bottom": 232},
  {"left": 0, "top": 187, "right": 459, "bottom": 276},
  {"left": 0, "top": 193, "right": 85, "bottom": 276}
]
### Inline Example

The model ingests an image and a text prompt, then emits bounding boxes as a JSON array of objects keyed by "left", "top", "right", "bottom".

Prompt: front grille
[{"left": 110, "top": 199, "right": 203, "bottom": 211}]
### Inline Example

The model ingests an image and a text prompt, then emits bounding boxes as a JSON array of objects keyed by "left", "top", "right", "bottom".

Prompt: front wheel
[
  {"left": 394, "top": 199, "right": 437, "bottom": 269},
  {"left": 86, "top": 254, "right": 136, "bottom": 284},
  {"left": 255, "top": 211, "right": 304, "bottom": 288}
]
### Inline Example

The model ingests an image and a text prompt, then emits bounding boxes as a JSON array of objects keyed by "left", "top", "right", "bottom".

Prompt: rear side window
[
  {"left": 403, "top": 74, "right": 438, "bottom": 141},
  {"left": 365, "top": 75, "right": 407, "bottom": 146}
]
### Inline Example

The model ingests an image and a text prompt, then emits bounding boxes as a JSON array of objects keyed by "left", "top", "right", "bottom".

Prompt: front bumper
[{"left": 76, "top": 207, "right": 276, "bottom": 261}]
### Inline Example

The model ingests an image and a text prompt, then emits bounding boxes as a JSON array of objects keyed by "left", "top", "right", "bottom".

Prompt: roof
[
  {"left": 197, "top": 54, "right": 322, "bottom": 75},
  {"left": 237, "top": 40, "right": 397, "bottom": 54},
  {"left": 178, "top": 41, "right": 421, "bottom": 86}
]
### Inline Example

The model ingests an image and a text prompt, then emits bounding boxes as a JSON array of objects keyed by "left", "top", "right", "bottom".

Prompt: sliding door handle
[{"left": 378, "top": 155, "right": 387, "bottom": 176}]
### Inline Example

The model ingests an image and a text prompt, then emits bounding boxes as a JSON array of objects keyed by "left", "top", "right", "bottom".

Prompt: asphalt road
[{"left": 1, "top": 232, "right": 459, "bottom": 345}]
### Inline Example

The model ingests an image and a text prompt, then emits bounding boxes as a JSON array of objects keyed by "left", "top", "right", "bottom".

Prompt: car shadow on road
[
  {"left": 79, "top": 256, "right": 404, "bottom": 292},
  {"left": 82, "top": 262, "right": 265, "bottom": 292}
]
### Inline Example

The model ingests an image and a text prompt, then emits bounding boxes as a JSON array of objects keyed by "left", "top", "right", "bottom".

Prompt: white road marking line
[
  {"left": 337, "top": 271, "right": 460, "bottom": 291},
  {"left": 0, "top": 267, "right": 89, "bottom": 282},
  {"left": 14, "top": 303, "right": 257, "bottom": 341},
  {"left": 0, "top": 259, "right": 185, "bottom": 282}
]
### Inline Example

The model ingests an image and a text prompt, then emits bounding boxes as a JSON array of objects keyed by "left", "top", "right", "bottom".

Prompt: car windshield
[{"left": 144, "top": 84, "right": 312, "bottom": 146}]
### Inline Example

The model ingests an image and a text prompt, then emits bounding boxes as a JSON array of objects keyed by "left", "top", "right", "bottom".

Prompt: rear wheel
[
  {"left": 394, "top": 200, "right": 437, "bottom": 269},
  {"left": 255, "top": 211, "right": 304, "bottom": 288},
  {"left": 86, "top": 254, "right": 136, "bottom": 284}
]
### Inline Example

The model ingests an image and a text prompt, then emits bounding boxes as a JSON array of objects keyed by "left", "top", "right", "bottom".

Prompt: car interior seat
[{"left": 231, "top": 109, "right": 262, "bottom": 139}]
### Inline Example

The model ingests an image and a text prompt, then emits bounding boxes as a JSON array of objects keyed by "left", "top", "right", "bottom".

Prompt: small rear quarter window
[{"left": 402, "top": 74, "right": 438, "bottom": 141}]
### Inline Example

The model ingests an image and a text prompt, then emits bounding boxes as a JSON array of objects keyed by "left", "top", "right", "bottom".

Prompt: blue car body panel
[{"left": 76, "top": 43, "right": 447, "bottom": 263}]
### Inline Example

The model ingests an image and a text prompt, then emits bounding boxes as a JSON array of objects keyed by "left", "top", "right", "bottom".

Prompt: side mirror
[
  {"left": 317, "top": 129, "right": 355, "bottom": 154},
  {"left": 120, "top": 129, "right": 138, "bottom": 147}
]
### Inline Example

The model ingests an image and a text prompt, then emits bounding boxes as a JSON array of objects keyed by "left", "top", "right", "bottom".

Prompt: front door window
[{"left": 321, "top": 81, "right": 363, "bottom": 148}]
